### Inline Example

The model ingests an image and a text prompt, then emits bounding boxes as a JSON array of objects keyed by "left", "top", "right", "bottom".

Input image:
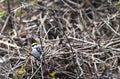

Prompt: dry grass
[{"left": 0, "top": 0, "right": 120, "bottom": 79}]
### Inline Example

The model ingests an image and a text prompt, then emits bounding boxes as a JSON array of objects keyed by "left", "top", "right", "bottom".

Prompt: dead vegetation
[{"left": 0, "top": 0, "right": 120, "bottom": 79}]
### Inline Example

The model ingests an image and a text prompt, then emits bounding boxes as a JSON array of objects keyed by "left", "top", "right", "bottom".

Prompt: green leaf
[
  {"left": 0, "top": 11, "right": 6, "bottom": 17},
  {"left": 75, "top": 23, "right": 84, "bottom": 31},
  {"left": 116, "top": 2, "right": 120, "bottom": 10},
  {"left": 16, "top": 9, "right": 21, "bottom": 16},
  {"left": 30, "top": 1, "right": 36, "bottom": 5}
]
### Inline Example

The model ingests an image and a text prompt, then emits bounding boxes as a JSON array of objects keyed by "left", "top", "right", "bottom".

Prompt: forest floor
[{"left": 0, "top": 0, "right": 120, "bottom": 79}]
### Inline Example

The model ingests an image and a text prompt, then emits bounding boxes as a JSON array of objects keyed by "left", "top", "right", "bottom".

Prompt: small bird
[
  {"left": 31, "top": 43, "right": 41, "bottom": 59},
  {"left": 29, "top": 38, "right": 42, "bottom": 60},
  {"left": 23, "top": 37, "right": 42, "bottom": 60}
]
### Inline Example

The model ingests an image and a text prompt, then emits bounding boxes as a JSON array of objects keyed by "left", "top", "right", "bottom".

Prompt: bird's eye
[{"left": 36, "top": 48, "right": 41, "bottom": 53}]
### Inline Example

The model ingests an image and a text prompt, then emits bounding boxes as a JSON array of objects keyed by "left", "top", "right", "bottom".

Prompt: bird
[
  {"left": 23, "top": 37, "right": 42, "bottom": 60},
  {"left": 31, "top": 42, "right": 41, "bottom": 59}
]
